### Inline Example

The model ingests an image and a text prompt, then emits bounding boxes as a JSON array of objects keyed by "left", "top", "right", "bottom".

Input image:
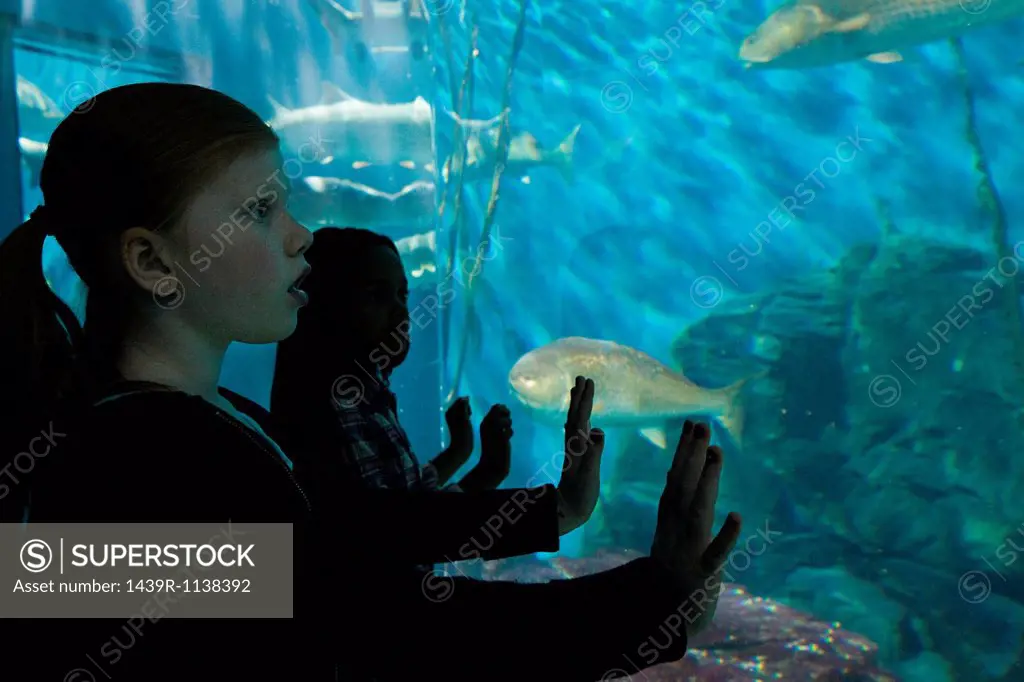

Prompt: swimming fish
[
  {"left": 266, "top": 83, "right": 436, "bottom": 166},
  {"left": 267, "top": 82, "right": 503, "bottom": 167},
  {"left": 739, "top": 0, "right": 1024, "bottom": 69},
  {"left": 445, "top": 124, "right": 581, "bottom": 184},
  {"left": 290, "top": 176, "right": 436, "bottom": 231},
  {"left": 16, "top": 76, "right": 64, "bottom": 138},
  {"left": 19, "top": 137, "right": 47, "bottom": 188},
  {"left": 346, "top": 123, "right": 580, "bottom": 184},
  {"left": 508, "top": 336, "right": 754, "bottom": 448}
]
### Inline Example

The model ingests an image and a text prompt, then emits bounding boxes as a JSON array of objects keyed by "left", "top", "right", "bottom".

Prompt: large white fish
[
  {"left": 739, "top": 0, "right": 1024, "bottom": 69},
  {"left": 508, "top": 336, "right": 756, "bottom": 449},
  {"left": 267, "top": 82, "right": 503, "bottom": 166},
  {"left": 289, "top": 176, "right": 436, "bottom": 231},
  {"left": 267, "top": 83, "right": 435, "bottom": 166}
]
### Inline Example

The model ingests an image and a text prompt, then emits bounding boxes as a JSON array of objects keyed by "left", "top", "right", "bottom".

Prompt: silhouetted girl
[
  {"left": 0, "top": 82, "right": 740, "bottom": 682},
  {"left": 271, "top": 226, "right": 513, "bottom": 501}
]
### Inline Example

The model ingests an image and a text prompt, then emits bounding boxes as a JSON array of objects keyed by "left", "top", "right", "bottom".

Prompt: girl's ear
[{"left": 120, "top": 227, "right": 175, "bottom": 297}]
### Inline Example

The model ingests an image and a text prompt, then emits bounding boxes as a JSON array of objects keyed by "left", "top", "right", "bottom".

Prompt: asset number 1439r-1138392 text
[{"left": 127, "top": 578, "right": 252, "bottom": 593}]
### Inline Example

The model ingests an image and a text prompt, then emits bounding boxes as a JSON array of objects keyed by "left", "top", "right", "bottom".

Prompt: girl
[
  {"left": 270, "top": 226, "right": 512, "bottom": 501},
  {"left": 0, "top": 82, "right": 741, "bottom": 681}
]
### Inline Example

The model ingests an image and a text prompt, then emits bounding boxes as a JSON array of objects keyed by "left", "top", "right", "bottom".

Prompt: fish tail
[
  {"left": 715, "top": 369, "right": 767, "bottom": 448},
  {"left": 265, "top": 95, "right": 290, "bottom": 122},
  {"left": 555, "top": 123, "right": 581, "bottom": 183}
]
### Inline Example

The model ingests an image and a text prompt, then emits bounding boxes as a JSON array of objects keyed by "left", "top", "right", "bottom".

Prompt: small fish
[
  {"left": 19, "top": 137, "right": 47, "bottom": 188},
  {"left": 340, "top": 123, "right": 579, "bottom": 184},
  {"left": 739, "top": 0, "right": 1024, "bottom": 69},
  {"left": 508, "top": 336, "right": 756, "bottom": 448},
  {"left": 445, "top": 124, "right": 581, "bottom": 184},
  {"left": 290, "top": 176, "right": 436, "bottom": 231}
]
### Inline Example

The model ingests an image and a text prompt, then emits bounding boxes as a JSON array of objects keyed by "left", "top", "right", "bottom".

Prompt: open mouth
[{"left": 288, "top": 265, "right": 312, "bottom": 305}]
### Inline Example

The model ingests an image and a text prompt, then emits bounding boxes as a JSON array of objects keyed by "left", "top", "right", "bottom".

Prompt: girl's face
[
  {"left": 126, "top": 148, "right": 314, "bottom": 346},
  {"left": 346, "top": 244, "right": 410, "bottom": 371}
]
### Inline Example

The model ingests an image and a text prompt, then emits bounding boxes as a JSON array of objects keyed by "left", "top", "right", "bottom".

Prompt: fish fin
[
  {"left": 715, "top": 369, "right": 768, "bottom": 448},
  {"left": 266, "top": 95, "right": 290, "bottom": 121},
  {"left": 519, "top": 133, "right": 541, "bottom": 158},
  {"left": 639, "top": 427, "right": 668, "bottom": 450},
  {"left": 555, "top": 123, "right": 581, "bottom": 184},
  {"left": 829, "top": 12, "right": 870, "bottom": 32},
  {"left": 866, "top": 51, "right": 902, "bottom": 63},
  {"left": 321, "top": 81, "right": 354, "bottom": 103}
]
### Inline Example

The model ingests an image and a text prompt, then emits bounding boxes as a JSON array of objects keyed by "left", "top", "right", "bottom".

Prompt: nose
[{"left": 286, "top": 213, "right": 313, "bottom": 257}]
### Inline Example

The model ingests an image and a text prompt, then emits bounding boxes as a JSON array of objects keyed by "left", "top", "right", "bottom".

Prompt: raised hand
[
  {"left": 478, "top": 404, "right": 513, "bottom": 487},
  {"left": 651, "top": 420, "right": 742, "bottom": 637},
  {"left": 444, "top": 396, "right": 474, "bottom": 461},
  {"left": 555, "top": 376, "right": 604, "bottom": 536}
]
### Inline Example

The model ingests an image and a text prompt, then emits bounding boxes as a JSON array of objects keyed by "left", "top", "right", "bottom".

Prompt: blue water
[{"left": 10, "top": 0, "right": 1024, "bottom": 680}]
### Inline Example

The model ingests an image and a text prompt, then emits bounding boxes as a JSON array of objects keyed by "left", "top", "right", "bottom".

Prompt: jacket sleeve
[
  {"left": 345, "top": 557, "right": 690, "bottom": 681},
  {"left": 327, "top": 482, "right": 560, "bottom": 563},
  {"left": 250, "top": 390, "right": 562, "bottom": 564}
]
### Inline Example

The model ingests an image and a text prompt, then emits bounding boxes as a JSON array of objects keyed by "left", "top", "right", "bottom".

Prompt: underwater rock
[
  {"left": 590, "top": 234, "right": 1024, "bottom": 682},
  {"left": 475, "top": 548, "right": 901, "bottom": 681}
]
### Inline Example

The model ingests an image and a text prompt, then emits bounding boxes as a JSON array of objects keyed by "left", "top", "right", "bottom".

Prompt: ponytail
[
  {"left": 0, "top": 211, "right": 85, "bottom": 419},
  {"left": 0, "top": 212, "right": 85, "bottom": 522}
]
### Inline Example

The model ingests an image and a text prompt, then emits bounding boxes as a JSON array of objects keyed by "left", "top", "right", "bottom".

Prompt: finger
[
  {"left": 676, "top": 422, "right": 711, "bottom": 513},
  {"left": 700, "top": 512, "right": 742, "bottom": 577},
  {"left": 654, "top": 421, "right": 691, "bottom": 542},
  {"left": 667, "top": 420, "right": 695, "bottom": 483},
  {"left": 689, "top": 445, "right": 724, "bottom": 544},
  {"left": 578, "top": 378, "right": 595, "bottom": 432},
  {"left": 565, "top": 376, "right": 584, "bottom": 431}
]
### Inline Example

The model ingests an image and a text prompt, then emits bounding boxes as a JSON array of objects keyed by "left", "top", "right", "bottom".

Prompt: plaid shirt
[
  {"left": 332, "top": 366, "right": 462, "bottom": 496},
  {"left": 332, "top": 366, "right": 462, "bottom": 575},
  {"left": 330, "top": 365, "right": 437, "bottom": 491}
]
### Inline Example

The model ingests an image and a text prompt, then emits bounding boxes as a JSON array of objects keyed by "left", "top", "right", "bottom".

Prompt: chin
[{"left": 241, "top": 316, "right": 299, "bottom": 345}]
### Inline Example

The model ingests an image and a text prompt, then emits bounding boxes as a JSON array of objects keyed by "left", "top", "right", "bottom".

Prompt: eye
[{"left": 250, "top": 199, "right": 273, "bottom": 220}]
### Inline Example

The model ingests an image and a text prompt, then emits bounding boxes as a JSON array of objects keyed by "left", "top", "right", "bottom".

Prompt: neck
[{"left": 116, "top": 317, "right": 228, "bottom": 403}]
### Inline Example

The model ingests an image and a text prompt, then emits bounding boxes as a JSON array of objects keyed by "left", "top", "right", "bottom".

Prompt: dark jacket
[{"left": 1, "top": 382, "right": 688, "bottom": 681}]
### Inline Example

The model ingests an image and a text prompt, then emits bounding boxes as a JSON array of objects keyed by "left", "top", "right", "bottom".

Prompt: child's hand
[
  {"left": 445, "top": 396, "right": 474, "bottom": 459},
  {"left": 478, "top": 404, "right": 513, "bottom": 487}
]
